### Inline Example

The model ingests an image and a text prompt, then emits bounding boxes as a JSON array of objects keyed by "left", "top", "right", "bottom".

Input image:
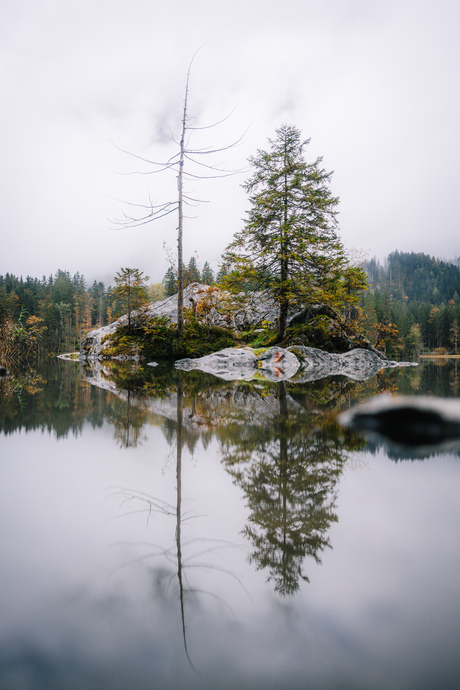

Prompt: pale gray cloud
[{"left": 1, "top": 0, "right": 459, "bottom": 284}]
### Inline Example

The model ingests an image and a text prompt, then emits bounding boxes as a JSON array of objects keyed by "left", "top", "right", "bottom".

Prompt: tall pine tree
[{"left": 223, "top": 124, "right": 354, "bottom": 340}]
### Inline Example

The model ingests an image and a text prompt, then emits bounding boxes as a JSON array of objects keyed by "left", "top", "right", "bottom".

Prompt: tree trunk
[
  {"left": 177, "top": 75, "right": 189, "bottom": 340},
  {"left": 278, "top": 162, "right": 289, "bottom": 341}
]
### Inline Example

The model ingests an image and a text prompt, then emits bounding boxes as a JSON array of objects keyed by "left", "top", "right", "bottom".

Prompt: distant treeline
[
  {"left": 3, "top": 250, "right": 460, "bottom": 357},
  {"left": 0, "top": 270, "right": 111, "bottom": 353},
  {"left": 0, "top": 257, "right": 219, "bottom": 354},
  {"left": 362, "top": 251, "right": 460, "bottom": 357}
]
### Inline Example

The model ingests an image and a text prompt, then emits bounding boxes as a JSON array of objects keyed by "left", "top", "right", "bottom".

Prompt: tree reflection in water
[
  {"left": 220, "top": 381, "right": 364, "bottom": 596},
  {"left": 83, "top": 360, "right": 405, "bottom": 604},
  {"left": 94, "top": 363, "right": 373, "bottom": 599},
  {"left": 109, "top": 372, "right": 244, "bottom": 671}
]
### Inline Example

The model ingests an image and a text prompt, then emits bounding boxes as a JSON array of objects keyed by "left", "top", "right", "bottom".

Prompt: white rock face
[
  {"left": 175, "top": 347, "right": 258, "bottom": 381},
  {"left": 175, "top": 345, "right": 404, "bottom": 383},
  {"left": 80, "top": 283, "right": 279, "bottom": 360},
  {"left": 288, "top": 346, "right": 400, "bottom": 382}
]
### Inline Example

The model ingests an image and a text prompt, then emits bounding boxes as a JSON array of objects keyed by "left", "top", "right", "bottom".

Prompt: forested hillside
[{"left": 362, "top": 251, "right": 460, "bottom": 358}]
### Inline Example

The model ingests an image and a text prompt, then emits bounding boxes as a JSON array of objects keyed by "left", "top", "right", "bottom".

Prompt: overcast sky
[{"left": 1, "top": 0, "right": 459, "bottom": 285}]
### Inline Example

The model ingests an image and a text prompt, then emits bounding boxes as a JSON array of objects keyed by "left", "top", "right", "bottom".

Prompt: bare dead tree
[{"left": 110, "top": 51, "right": 246, "bottom": 338}]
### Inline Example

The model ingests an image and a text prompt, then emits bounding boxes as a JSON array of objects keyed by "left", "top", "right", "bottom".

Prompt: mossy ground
[
  {"left": 101, "top": 314, "right": 239, "bottom": 361},
  {"left": 100, "top": 311, "right": 363, "bottom": 361}
]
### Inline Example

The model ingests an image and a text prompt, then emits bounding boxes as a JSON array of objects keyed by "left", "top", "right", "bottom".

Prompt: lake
[{"left": 1, "top": 357, "right": 460, "bottom": 689}]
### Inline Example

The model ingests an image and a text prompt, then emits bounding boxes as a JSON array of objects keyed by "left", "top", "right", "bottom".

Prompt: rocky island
[{"left": 79, "top": 283, "right": 414, "bottom": 382}]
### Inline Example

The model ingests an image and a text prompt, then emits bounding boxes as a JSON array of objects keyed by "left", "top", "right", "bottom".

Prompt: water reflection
[
  {"left": 75, "top": 358, "right": 460, "bottom": 598},
  {"left": 82, "top": 362, "right": 372, "bottom": 597},
  {"left": 220, "top": 382, "right": 363, "bottom": 595},
  {"left": 2, "top": 358, "right": 460, "bottom": 603},
  {"left": 2, "top": 358, "right": 460, "bottom": 687},
  {"left": 109, "top": 373, "right": 244, "bottom": 670}
]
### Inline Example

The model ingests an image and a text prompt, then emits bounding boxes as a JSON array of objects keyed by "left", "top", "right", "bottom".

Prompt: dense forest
[
  {"left": 362, "top": 251, "right": 460, "bottom": 357},
  {"left": 0, "top": 257, "right": 216, "bottom": 355},
  {"left": 1, "top": 250, "right": 460, "bottom": 359}
]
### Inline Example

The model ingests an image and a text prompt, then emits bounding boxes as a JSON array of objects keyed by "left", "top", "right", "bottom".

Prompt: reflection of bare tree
[
  {"left": 175, "top": 375, "right": 193, "bottom": 667},
  {"left": 221, "top": 382, "right": 355, "bottom": 596},
  {"left": 110, "top": 373, "right": 243, "bottom": 670}
]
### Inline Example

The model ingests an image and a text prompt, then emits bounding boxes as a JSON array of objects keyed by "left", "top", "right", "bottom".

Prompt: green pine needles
[{"left": 223, "top": 124, "right": 367, "bottom": 340}]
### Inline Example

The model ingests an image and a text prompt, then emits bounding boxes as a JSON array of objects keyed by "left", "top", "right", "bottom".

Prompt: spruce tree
[
  {"left": 184, "top": 256, "right": 201, "bottom": 286},
  {"left": 163, "top": 267, "right": 177, "bottom": 297},
  {"left": 223, "top": 124, "right": 352, "bottom": 340},
  {"left": 112, "top": 268, "right": 148, "bottom": 333},
  {"left": 201, "top": 261, "right": 215, "bottom": 285}
]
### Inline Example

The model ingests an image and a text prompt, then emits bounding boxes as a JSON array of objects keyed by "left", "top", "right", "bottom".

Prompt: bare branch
[
  {"left": 111, "top": 206, "right": 178, "bottom": 229},
  {"left": 184, "top": 153, "right": 247, "bottom": 175},
  {"left": 108, "top": 194, "right": 177, "bottom": 212},
  {"left": 186, "top": 105, "right": 239, "bottom": 131},
  {"left": 110, "top": 140, "right": 172, "bottom": 169}
]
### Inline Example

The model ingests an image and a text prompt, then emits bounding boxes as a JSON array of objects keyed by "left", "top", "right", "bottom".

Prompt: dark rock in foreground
[{"left": 339, "top": 394, "right": 460, "bottom": 447}]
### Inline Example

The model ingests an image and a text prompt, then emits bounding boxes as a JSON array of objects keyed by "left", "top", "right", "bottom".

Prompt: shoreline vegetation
[
  {"left": 419, "top": 354, "right": 460, "bottom": 359},
  {"left": 58, "top": 351, "right": 460, "bottom": 363}
]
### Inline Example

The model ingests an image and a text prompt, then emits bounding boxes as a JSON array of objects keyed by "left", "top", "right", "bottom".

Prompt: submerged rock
[
  {"left": 339, "top": 394, "right": 460, "bottom": 447},
  {"left": 175, "top": 347, "right": 258, "bottom": 381},
  {"left": 288, "top": 346, "right": 403, "bottom": 382},
  {"left": 176, "top": 346, "right": 302, "bottom": 382},
  {"left": 175, "top": 345, "right": 407, "bottom": 383},
  {"left": 256, "top": 347, "right": 300, "bottom": 381}
]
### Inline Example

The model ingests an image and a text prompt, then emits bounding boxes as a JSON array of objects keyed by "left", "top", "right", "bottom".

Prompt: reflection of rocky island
[
  {"left": 81, "top": 353, "right": 403, "bottom": 442},
  {"left": 85, "top": 361, "right": 369, "bottom": 595}
]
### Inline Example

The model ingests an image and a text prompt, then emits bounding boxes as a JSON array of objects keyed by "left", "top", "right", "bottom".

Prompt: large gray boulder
[
  {"left": 174, "top": 347, "right": 258, "bottom": 381},
  {"left": 79, "top": 283, "right": 280, "bottom": 360},
  {"left": 288, "top": 346, "right": 403, "bottom": 382},
  {"left": 175, "top": 345, "right": 408, "bottom": 383}
]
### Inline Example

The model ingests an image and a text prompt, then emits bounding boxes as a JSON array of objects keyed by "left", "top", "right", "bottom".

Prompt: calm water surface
[{"left": 1, "top": 358, "right": 460, "bottom": 689}]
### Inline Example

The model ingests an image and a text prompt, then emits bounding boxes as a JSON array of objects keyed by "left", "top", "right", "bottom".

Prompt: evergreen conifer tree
[
  {"left": 201, "top": 261, "right": 215, "bottom": 285},
  {"left": 112, "top": 268, "right": 149, "bottom": 332},
  {"left": 184, "top": 256, "right": 201, "bottom": 286},
  {"left": 163, "top": 267, "right": 177, "bottom": 297},
  {"left": 223, "top": 124, "right": 355, "bottom": 340}
]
